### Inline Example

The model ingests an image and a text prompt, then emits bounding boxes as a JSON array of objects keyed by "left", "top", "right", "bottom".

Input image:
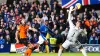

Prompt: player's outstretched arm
[
  {"left": 29, "top": 26, "right": 37, "bottom": 32},
  {"left": 68, "top": 6, "right": 75, "bottom": 28}
]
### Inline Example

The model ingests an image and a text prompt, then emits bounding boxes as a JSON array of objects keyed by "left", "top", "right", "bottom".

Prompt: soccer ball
[
  {"left": 44, "top": 40, "right": 48, "bottom": 45},
  {"left": 75, "top": 3, "right": 81, "bottom": 9}
]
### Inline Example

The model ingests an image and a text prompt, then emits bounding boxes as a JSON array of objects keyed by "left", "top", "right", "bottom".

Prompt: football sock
[
  {"left": 58, "top": 49, "right": 63, "bottom": 56},
  {"left": 24, "top": 48, "right": 32, "bottom": 56},
  {"left": 80, "top": 48, "right": 87, "bottom": 56},
  {"left": 45, "top": 45, "right": 49, "bottom": 53}
]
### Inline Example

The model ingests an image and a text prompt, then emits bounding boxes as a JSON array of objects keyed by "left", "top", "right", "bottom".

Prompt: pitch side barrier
[
  {"left": 0, "top": 44, "right": 11, "bottom": 53},
  {"left": 82, "top": 44, "right": 100, "bottom": 52},
  {"left": 69, "top": 44, "right": 100, "bottom": 52},
  {"left": 0, "top": 44, "right": 100, "bottom": 53}
]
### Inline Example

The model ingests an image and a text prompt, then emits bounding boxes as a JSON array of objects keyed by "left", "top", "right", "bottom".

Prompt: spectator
[
  {"left": 95, "top": 25, "right": 100, "bottom": 37},
  {"left": 21, "top": 7, "right": 25, "bottom": 13},
  {"left": 97, "top": 19, "right": 100, "bottom": 25},
  {"left": 54, "top": 30, "right": 63, "bottom": 45},
  {"left": 3, "top": 9, "right": 9, "bottom": 23},
  {"left": 84, "top": 8, "right": 91, "bottom": 20},
  {"left": 54, "top": 15, "right": 59, "bottom": 24},
  {"left": 34, "top": 20, "right": 40, "bottom": 29},
  {"left": 58, "top": 19, "right": 65, "bottom": 28},
  {"left": 0, "top": 11, "right": 3, "bottom": 19},
  {"left": 16, "top": 4, "right": 21, "bottom": 12},
  {"left": 27, "top": 33, "right": 32, "bottom": 42},
  {"left": 0, "top": 35, "right": 5, "bottom": 45},
  {"left": 58, "top": 26, "right": 63, "bottom": 34},
  {"left": 31, "top": 19, "right": 35, "bottom": 27},
  {"left": 50, "top": 12, "right": 55, "bottom": 22},
  {"left": 61, "top": 28, "right": 68, "bottom": 38},
  {"left": 5, "top": 29, "right": 9, "bottom": 35},
  {"left": 14, "top": 8, "right": 19, "bottom": 17},
  {"left": 88, "top": 28, "right": 95, "bottom": 39},
  {"left": 78, "top": 28, "right": 88, "bottom": 44},
  {"left": 24, "top": 1, "right": 31, "bottom": 13},
  {"left": 42, "top": 13, "right": 48, "bottom": 22},
  {"left": 52, "top": 1, "right": 61, "bottom": 14},
  {"left": 91, "top": 9, "right": 98, "bottom": 19},
  {"left": 9, "top": 25, "right": 16, "bottom": 43},
  {"left": 4, "top": 22, "right": 9, "bottom": 29},
  {"left": 52, "top": 24, "right": 57, "bottom": 31},
  {"left": 49, "top": 36, "right": 57, "bottom": 53},
  {"left": 28, "top": 11, "right": 36, "bottom": 22},
  {"left": 33, "top": 0, "right": 40, "bottom": 5},
  {"left": 27, "top": 21, "right": 31, "bottom": 26},
  {"left": 50, "top": 0, "right": 55, "bottom": 10},
  {"left": 19, "top": 1, "right": 23, "bottom": 7},
  {"left": 30, "top": 33, "right": 38, "bottom": 43},
  {"left": 53, "top": 10, "right": 57, "bottom": 15},
  {"left": 0, "top": 29, "right": 4, "bottom": 37},
  {"left": 10, "top": 17, "right": 16, "bottom": 24},
  {"left": 5, "top": 35, "right": 10, "bottom": 44},
  {"left": 59, "top": 10, "right": 65, "bottom": 19},
  {"left": 89, "top": 33, "right": 98, "bottom": 44},
  {"left": 76, "top": 15, "right": 81, "bottom": 21},
  {"left": 9, "top": 9, "right": 15, "bottom": 19},
  {"left": 23, "top": 12, "right": 28, "bottom": 21},
  {"left": 45, "top": 7, "right": 51, "bottom": 18},
  {"left": 37, "top": 9, "right": 43, "bottom": 18},
  {"left": 84, "top": 15, "right": 90, "bottom": 28},
  {"left": 34, "top": 15, "right": 41, "bottom": 24},
  {"left": 16, "top": 14, "right": 23, "bottom": 24},
  {"left": 61, "top": 28, "right": 68, "bottom": 41},
  {"left": 8, "top": 4, "right": 14, "bottom": 11},
  {"left": 90, "top": 17, "right": 97, "bottom": 28},
  {"left": 42, "top": 0, "right": 49, "bottom": 10}
]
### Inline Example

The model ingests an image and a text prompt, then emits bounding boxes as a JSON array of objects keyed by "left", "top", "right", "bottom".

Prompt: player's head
[
  {"left": 44, "top": 20, "right": 49, "bottom": 26},
  {"left": 76, "top": 21, "right": 81, "bottom": 28},
  {"left": 21, "top": 19, "right": 26, "bottom": 25}
]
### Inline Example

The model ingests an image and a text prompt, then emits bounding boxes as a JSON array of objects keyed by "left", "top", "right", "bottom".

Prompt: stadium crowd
[{"left": 0, "top": 0, "right": 100, "bottom": 52}]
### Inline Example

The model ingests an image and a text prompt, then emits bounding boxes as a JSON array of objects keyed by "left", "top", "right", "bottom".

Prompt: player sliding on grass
[
  {"left": 58, "top": 6, "right": 87, "bottom": 56},
  {"left": 15, "top": 19, "right": 54, "bottom": 56},
  {"left": 15, "top": 19, "right": 38, "bottom": 56}
]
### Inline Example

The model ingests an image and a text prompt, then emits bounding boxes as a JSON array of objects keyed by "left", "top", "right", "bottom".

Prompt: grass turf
[{"left": 0, "top": 53, "right": 100, "bottom": 56}]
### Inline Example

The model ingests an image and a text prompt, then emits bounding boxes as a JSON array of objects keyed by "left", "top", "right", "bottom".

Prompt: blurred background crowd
[{"left": 0, "top": 0, "right": 100, "bottom": 52}]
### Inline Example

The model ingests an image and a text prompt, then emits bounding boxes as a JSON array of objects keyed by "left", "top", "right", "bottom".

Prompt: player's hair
[{"left": 45, "top": 20, "right": 49, "bottom": 23}]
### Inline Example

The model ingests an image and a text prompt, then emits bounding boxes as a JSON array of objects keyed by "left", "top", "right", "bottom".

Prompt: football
[
  {"left": 75, "top": 3, "right": 81, "bottom": 9},
  {"left": 44, "top": 40, "right": 48, "bottom": 45}
]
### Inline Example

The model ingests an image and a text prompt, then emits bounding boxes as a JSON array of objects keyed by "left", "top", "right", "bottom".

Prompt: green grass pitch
[{"left": 0, "top": 53, "right": 100, "bottom": 56}]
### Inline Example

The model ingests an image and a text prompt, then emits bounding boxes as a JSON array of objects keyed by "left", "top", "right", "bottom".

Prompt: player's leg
[
  {"left": 75, "top": 41, "right": 87, "bottom": 56},
  {"left": 37, "top": 35, "right": 48, "bottom": 51},
  {"left": 58, "top": 40, "right": 71, "bottom": 56},
  {"left": 24, "top": 43, "right": 38, "bottom": 56},
  {"left": 24, "top": 43, "right": 32, "bottom": 56},
  {"left": 79, "top": 47, "right": 87, "bottom": 56},
  {"left": 58, "top": 45, "right": 64, "bottom": 56},
  {"left": 19, "top": 38, "right": 29, "bottom": 56},
  {"left": 24, "top": 48, "right": 32, "bottom": 56}
]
